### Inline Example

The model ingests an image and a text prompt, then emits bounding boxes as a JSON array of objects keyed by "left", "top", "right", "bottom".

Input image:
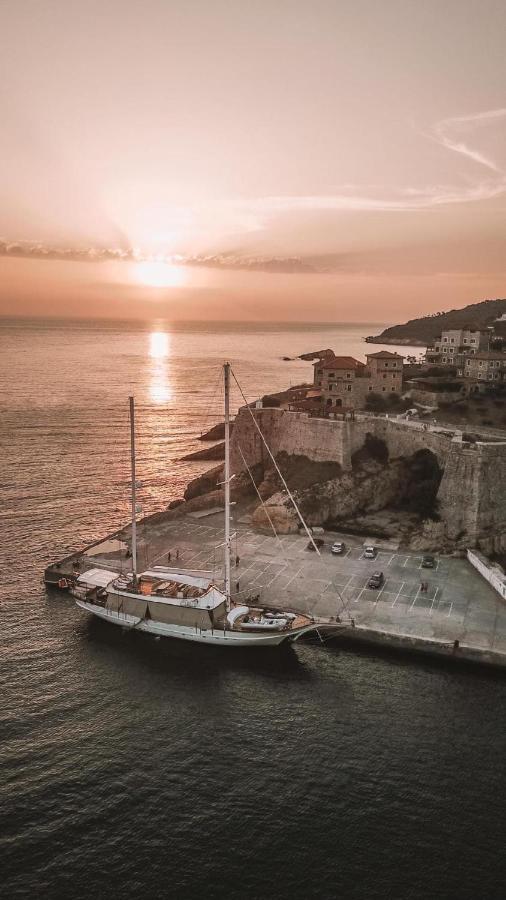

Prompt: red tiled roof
[
  {"left": 314, "top": 356, "right": 365, "bottom": 370},
  {"left": 365, "top": 351, "right": 404, "bottom": 359}
]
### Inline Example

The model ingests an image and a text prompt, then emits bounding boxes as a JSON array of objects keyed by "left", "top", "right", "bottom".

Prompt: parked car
[
  {"left": 367, "top": 571, "right": 384, "bottom": 589},
  {"left": 421, "top": 554, "right": 435, "bottom": 568},
  {"left": 363, "top": 546, "right": 377, "bottom": 559},
  {"left": 306, "top": 537, "right": 325, "bottom": 551},
  {"left": 331, "top": 541, "right": 346, "bottom": 555}
]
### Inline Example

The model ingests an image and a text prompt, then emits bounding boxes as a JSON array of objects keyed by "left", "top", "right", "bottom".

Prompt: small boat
[{"left": 73, "top": 364, "right": 337, "bottom": 647}]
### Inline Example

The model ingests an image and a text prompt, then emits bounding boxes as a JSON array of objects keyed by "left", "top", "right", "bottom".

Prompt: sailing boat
[{"left": 72, "top": 364, "right": 333, "bottom": 647}]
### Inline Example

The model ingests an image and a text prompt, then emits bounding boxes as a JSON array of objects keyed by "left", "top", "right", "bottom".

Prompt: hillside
[{"left": 366, "top": 297, "right": 506, "bottom": 345}]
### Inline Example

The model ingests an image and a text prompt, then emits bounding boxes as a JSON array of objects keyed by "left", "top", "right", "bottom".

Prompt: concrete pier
[{"left": 45, "top": 507, "right": 506, "bottom": 669}]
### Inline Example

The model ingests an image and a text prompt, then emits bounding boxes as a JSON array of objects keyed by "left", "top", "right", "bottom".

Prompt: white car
[
  {"left": 331, "top": 541, "right": 346, "bottom": 555},
  {"left": 364, "top": 546, "right": 377, "bottom": 559}
]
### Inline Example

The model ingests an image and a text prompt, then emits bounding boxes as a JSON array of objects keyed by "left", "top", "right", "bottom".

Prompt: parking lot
[{"left": 117, "top": 511, "right": 506, "bottom": 655}]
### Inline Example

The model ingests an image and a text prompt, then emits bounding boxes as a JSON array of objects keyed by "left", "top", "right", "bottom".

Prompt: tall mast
[
  {"left": 129, "top": 395, "right": 138, "bottom": 589},
  {"left": 223, "top": 363, "right": 231, "bottom": 610}
]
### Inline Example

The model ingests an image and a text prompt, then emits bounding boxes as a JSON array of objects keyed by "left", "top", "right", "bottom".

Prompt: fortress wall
[
  {"left": 230, "top": 408, "right": 351, "bottom": 472},
  {"left": 229, "top": 408, "right": 506, "bottom": 547},
  {"left": 350, "top": 418, "right": 453, "bottom": 465}
]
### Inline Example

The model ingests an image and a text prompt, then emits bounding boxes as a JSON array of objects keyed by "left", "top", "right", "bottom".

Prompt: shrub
[{"left": 365, "top": 392, "right": 387, "bottom": 412}]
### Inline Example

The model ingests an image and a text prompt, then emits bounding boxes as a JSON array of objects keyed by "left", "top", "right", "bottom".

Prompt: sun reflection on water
[{"left": 149, "top": 331, "right": 172, "bottom": 403}]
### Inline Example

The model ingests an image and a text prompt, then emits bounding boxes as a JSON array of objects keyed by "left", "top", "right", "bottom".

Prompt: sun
[{"left": 135, "top": 260, "right": 185, "bottom": 288}]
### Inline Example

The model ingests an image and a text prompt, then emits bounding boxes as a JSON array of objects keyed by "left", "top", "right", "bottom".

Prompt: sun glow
[{"left": 135, "top": 260, "right": 186, "bottom": 288}]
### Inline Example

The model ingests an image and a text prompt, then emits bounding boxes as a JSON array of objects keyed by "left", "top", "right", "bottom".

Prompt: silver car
[{"left": 364, "top": 546, "right": 377, "bottom": 559}]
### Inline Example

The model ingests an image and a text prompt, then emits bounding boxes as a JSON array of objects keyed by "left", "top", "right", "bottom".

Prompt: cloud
[
  {"left": 250, "top": 108, "right": 506, "bottom": 215},
  {"left": 431, "top": 108, "right": 506, "bottom": 174}
]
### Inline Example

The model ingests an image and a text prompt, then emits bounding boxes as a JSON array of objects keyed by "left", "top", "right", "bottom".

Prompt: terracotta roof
[
  {"left": 314, "top": 356, "right": 365, "bottom": 370},
  {"left": 365, "top": 351, "right": 404, "bottom": 359}
]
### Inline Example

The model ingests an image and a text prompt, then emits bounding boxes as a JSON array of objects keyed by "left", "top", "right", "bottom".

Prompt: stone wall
[{"left": 230, "top": 407, "right": 506, "bottom": 548}]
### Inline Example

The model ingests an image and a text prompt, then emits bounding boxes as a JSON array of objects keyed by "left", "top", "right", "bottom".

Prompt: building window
[
  {"left": 346, "top": 372, "right": 351, "bottom": 379},
  {"left": 391, "top": 387, "right": 396, "bottom": 392},
  {"left": 328, "top": 372, "right": 335, "bottom": 378},
  {"left": 392, "top": 362, "right": 397, "bottom": 368},
  {"left": 382, "top": 387, "right": 386, "bottom": 392},
  {"left": 382, "top": 373, "right": 387, "bottom": 379},
  {"left": 317, "top": 369, "right": 323, "bottom": 376},
  {"left": 450, "top": 338, "right": 455, "bottom": 343},
  {"left": 471, "top": 339, "right": 476, "bottom": 344},
  {"left": 368, "top": 386, "right": 373, "bottom": 391},
  {"left": 346, "top": 384, "right": 352, "bottom": 392},
  {"left": 384, "top": 362, "right": 389, "bottom": 368}
]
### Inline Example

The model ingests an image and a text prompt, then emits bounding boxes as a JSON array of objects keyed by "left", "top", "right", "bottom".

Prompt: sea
[{"left": 1, "top": 317, "right": 505, "bottom": 900}]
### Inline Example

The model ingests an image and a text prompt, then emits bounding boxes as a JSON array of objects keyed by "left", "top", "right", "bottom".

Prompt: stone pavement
[{"left": 115, "top": 510, "right": 506, "bottom": 658}]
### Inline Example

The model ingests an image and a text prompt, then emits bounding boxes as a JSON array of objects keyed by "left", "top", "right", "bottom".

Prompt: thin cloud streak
[{"left": 252, "top": 108, "right": 506, "bottom": 216}]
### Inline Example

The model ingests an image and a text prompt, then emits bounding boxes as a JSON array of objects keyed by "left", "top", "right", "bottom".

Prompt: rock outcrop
[{"left": 181, "top": 442, "right": 225, "bottom": 462}]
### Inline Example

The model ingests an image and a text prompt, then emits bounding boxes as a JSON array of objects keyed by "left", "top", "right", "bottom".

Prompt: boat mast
[
  {"left": 223, "top": 363, "right": 231, "bottom": 610},
  {"left": 129, "top": 395, "right": 138, "bottom": 589}
]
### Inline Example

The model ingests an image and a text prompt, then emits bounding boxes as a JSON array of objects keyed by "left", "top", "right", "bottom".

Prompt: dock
[{"left": 45, "top": 509, "right": 506, "bottom": 669}]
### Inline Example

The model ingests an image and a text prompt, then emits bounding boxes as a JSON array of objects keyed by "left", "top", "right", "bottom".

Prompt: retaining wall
[{"left": 230, "top": 408, "right": 506, "bottom": 548}]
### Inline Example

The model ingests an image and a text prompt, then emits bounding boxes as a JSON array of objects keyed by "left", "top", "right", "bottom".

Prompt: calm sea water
[{"left": 1, "top": 318, "right": 505, "bottom": 900}]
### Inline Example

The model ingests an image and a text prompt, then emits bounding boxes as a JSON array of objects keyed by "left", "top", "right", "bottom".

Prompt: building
[
  {"left": 312, "top": 355, "right": 369, "bottom": 409},
  {"left": 464, "top": 350, "right": 506, "bottom": 385},
  {"left": 426, "top": 326, "right": 490, "bottom": 372},
  {"left": 365, "top": 351, "right": 404, "bottom": 394},
  {"left": 311, "top": 350, "right": 404, "bottom": 411}
]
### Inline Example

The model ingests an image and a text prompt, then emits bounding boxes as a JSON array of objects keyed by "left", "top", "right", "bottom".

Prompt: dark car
[
  {"left": 367, "top": 571, "right": 384, "bottom": 589},
  {"left": 421, "top": 555, "right": 435, "bottom": 568},
  {"left": 306, "top": 537, "right": 325, "bottom": 551}
]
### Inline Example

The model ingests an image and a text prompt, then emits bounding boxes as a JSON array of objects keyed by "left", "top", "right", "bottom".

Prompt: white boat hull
[{"left": 76, "top": 601, "right": 320, "bottom": 647}]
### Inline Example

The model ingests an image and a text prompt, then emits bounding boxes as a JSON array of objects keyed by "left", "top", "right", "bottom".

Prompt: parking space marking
[
  {"left": 430, "top": 587, "right": 439, "bottom": 612},
  {"left": 374, "top": 581, "right": 387, "bottom": 604},
  {"left": 285, "top": 565, "right": 304, "bottom": 589},
  {"left": 354, "top": 584, "right": 369, "bottom": 603},
  {"left": 391, "top": 582, "right": 405, "bottom": 607},
  {"left": 410, "top": 585, "right": 422, "bottom": 609}
]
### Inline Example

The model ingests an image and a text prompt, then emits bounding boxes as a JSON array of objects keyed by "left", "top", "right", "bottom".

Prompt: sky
[{"left": 1, "top": 0, "right": 505, "bottom": 322}]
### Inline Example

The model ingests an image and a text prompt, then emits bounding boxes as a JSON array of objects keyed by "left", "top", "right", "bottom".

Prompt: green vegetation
[
  {"left": 364, "top": 392, "right": 410, "bottom": 413},
  {"left": 366, "top": 297, "right": 506, "bottom": 345}
]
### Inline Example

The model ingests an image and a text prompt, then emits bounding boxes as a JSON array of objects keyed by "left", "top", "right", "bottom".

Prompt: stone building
[
  {"left": 426, "top": 326, "right": 490, "bottom": 372},
  {"left": 312, "top": 355, "right": 369, "bottom": 410},
  {"left": 365, "top": 351, "right": 404, "bottom": 395},
  {"left": 311, "top": 350, "right": 404, "bottom": 410},
  {"left": 464, "top": 350, "right": 506, "bottom": 385}
]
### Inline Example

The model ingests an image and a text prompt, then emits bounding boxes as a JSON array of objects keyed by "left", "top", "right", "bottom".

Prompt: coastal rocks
[
  {"left": 252, "top": 459, "right": 403, "bottom": 532},
  {"left": 184, "top": 465, "right": 223, "bottom": 501},
  {"left": 252, "top": 499, "right": 299, "bottom": 534},
  {"left": 181, "top": 442, "right": 225, "bottom": 462},
  {"left": 183, "top": 462, "right": 263, "bottom": 504},
  {"left": 198, "top": 422, "right": 233, "bottom": 441}
]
